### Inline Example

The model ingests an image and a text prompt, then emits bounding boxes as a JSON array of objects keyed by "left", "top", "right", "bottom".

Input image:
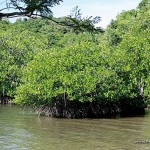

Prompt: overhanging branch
[
  {"left": 0, "top": 12, "right": 27, "bottom": 18},
  {"left": 0, "top": 11, "right": 103, "bottom": 33}
]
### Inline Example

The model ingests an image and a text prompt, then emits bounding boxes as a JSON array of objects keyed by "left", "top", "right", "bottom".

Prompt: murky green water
[{"left": 0, "top": 105, "right": 150, "bottom": 150}]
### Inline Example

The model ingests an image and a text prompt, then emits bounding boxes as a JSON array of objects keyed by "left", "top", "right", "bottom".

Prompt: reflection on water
[{"left": 0, "top": 105, "right": 150, "bottom": 150}]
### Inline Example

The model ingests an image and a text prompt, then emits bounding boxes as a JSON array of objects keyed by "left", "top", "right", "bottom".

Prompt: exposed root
[{"left": 33, "top": 98, "right": 145, "bottom": 118}]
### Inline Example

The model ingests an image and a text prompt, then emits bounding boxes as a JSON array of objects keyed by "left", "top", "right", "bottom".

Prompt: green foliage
[
  {"left": 0, "top": 21, "right": 48, "bottom": 97},
  {"left": 1, "top": 0, "right": 150, "bottom": 114},
  {"left": 138, "top": 0, "right": 150, "bottom": 10},
  {"left": 14, "top": 41, "right": 101, "bottom": 104}
]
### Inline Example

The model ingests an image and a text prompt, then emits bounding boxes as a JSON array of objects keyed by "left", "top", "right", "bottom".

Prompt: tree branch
[
  {"left": 0, "top": 11, "right": 27, "bottom": 18},
  {"left": 0, "top": 7, "right": 16, "bottom": 11},
  {"left": 32, "top": 14, "right": 103, "bottom": 33}
]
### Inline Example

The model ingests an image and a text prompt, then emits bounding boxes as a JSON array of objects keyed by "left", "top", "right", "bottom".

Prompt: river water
[{"left": 0, "top": 105, "right": 150, "bottom": 150}]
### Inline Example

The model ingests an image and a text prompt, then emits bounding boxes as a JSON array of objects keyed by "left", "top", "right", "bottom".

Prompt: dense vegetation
[{"left": 0, "top": 0, "right": 150, "bottom": 118}]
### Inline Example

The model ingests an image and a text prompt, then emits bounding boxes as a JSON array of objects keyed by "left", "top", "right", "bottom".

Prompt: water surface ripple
[{"left": 0, "top": 105, "right": 150, "bottom": 150}]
